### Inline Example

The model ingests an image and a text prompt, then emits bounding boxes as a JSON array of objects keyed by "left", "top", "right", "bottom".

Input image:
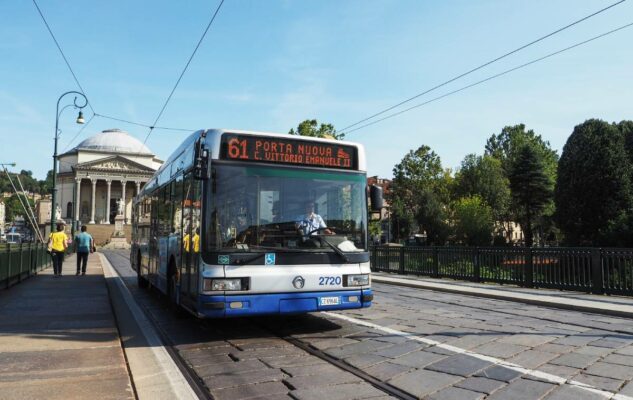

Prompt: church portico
[{"left": 56, "top": 129, "right": 163, "bottom": 229}]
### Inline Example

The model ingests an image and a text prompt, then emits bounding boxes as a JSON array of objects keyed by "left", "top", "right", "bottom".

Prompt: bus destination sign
[{"left": 220, "top": 134, "right": 358, "bottom": 170}]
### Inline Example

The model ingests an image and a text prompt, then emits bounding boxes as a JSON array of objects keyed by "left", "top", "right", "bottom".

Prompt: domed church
[{"left": 56, "top": 129, "right": 163, "bottom": 225}]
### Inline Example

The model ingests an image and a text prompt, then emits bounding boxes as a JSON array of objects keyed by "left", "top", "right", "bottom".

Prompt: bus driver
[{"left": 296, "top": 201, "right": 332, "bottom": 236}]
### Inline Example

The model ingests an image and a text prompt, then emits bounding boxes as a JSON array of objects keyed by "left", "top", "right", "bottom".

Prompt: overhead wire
[
  {"left": 337, "top": 0, "right": 627, "bottom": 135},
  {"left": 31, "top": 0, "right": 95, "bottom": 115},
  {"left": 141, "top": 0, "right": 225, "bottom": 147},
  {"left": 62, "top": 113, "right": 95, "bottom": 152},
  {"left": 32, "top": 0, "right": 194, "bottom": 150},
  {"left": 343, "top": 21, "right": 633, "bottom": 135},
  {"left": 94, "top": 113, "right": 193, "bottom": 132}
]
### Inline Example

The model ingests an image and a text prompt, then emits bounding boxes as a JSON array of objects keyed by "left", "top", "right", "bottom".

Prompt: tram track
[
  {"left": 103, "top": 250, "right": 415, "bottom": 400},
  {"left": 103, "top": 251, "right": 212, "bottom": 400}
]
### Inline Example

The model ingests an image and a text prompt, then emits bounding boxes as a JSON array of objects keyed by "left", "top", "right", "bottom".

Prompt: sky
[{"left": 1, "top": 0, "right": 632, "bottom": 180}]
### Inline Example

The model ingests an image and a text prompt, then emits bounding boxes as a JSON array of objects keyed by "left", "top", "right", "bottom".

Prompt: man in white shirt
[{"left": 296, "top": 202, "right": 332, "bottom": 236}]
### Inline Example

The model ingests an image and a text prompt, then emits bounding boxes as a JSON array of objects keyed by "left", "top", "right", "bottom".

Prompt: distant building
[{"left": 56, "top": 129, "right": 163, "bottom": 225}]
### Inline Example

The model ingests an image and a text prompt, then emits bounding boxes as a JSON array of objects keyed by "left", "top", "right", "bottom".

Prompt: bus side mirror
[
  {"left": 194, "top": 138, "right": 210, "bottom": 180},
  {"left": 369, "top": 185, "right": 383, "bottom": 212}
]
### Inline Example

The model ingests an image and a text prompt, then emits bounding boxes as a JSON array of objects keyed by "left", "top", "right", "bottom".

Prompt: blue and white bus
[{"left": 131, "top": 129, "right": 378, "bottom": 318}]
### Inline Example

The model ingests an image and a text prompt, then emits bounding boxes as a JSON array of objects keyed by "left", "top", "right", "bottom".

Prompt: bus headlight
[
  {"left": 204, "top": 278, "right": 243, "bottom": 291},
  {"left": 344, "top": 274, "right": 370, "bottom": 287}
]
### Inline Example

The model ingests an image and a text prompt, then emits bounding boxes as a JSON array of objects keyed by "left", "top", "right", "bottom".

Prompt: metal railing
[
  {"left": 371, "top": 246, "right": 633, "bottom": 296},
  {"left": 0, "top": 243, "right": 51, "bottom": 289}
]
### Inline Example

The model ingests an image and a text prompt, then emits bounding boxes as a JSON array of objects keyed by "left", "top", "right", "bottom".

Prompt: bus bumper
[{"left": 197, "top": 288, "right": 373, "bottom": 318}]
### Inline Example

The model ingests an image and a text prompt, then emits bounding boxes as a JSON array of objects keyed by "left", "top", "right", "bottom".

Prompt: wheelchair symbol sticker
[{"left": 265, "top": 253, "right": 276, "bottom": 265}]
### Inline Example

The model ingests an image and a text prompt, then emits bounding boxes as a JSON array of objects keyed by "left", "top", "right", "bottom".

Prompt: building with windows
[{"left": 56, "top": 129, "right": 163, "bottom": 226}]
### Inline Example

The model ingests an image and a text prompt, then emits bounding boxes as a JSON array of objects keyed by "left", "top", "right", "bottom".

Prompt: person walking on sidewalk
[
  {"left": 74, "top": 225, "right": 94, "bottom": 276},
  {"left": 48, "top": 224, "right": 68, "bottom": 277}
]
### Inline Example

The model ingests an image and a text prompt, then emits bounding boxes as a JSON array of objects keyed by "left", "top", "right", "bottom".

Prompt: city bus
[{"left": 131, "top": 129, "right": 379, "bottom": 318}]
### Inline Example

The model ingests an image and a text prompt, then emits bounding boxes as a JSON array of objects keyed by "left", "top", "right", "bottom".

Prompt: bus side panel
[{"left": 154, "top": 237, "right": 169, "bottom": 294}]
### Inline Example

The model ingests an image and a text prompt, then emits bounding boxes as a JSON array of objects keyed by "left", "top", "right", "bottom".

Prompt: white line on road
[
  {"left": 100, "top": 253, "right": 199, "bottom": 400},
  {"left": 323, "top": 311, "right": 632, "bottom": 400}
]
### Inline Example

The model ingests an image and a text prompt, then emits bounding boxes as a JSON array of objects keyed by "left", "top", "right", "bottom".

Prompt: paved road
[{"left": 104, "top": 250, "right": 633, "bottom": 400}]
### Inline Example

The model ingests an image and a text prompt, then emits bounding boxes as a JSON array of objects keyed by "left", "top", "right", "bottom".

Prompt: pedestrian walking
[
  {"left": 48, "top": 224, "right": 68, "bottom": 277},
  {"left": 74, "top": 225, "right": 94, "bottom": 276}
]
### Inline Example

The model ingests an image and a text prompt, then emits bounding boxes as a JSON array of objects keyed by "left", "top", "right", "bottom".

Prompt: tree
[
  {"left": 390, "top": 145, "right": 450, "bottom": 243},
  {"left": 453, "top": 154, "right": 510, "bottom": 221},
  {"left": 509, "top": 142, "right": 554, "bottom": 247},
  {"left": 4, "top": 194, "right": 35, "bottom": 224},
  {"left": 486, "top": 124, "right": 558, "bottom": 242},
  {"left": 289, "top": 119, "right": 344, "bottom": 140},
  {"left": 453, "top": 195, "right": 494, "bottom": 246},
  {"left": 555, "top": 119, "right": 633, "bottom": 246},
  {"left": 368, "top": 220, "right": 382, "bottom": 244}
]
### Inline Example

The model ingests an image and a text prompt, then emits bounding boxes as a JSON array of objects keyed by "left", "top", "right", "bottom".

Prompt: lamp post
[{"left": 51, "top": 91, "right": 88, "bottom": 236}]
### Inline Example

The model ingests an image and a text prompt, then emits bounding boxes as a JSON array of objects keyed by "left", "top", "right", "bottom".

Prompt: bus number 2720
[{"left": 319, "top": 276, "right": 341, "bottom": 286}]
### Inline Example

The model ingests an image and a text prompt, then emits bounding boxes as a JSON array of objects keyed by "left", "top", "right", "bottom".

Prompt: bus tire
[{"left": 137, "top": 251, "right": 149, "bottom": 289}]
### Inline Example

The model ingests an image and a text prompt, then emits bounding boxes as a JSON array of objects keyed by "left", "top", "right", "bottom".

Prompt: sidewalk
[
  {"left": 372, "top": 272, "right": 633, "bottom": 319},
  {"left": 0, "top": 252, "right": 134, "bottom": 399}
]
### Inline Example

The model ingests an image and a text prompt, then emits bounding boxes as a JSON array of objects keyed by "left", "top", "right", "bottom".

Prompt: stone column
[
  {"left": 90, "top": 178, "right": 97, "bottom": 224},
  {"left": 75, "top": 177, "right": 82, "bottom": 223},
  {"left": 135, "top": 181, "right": 141, "bottom": 196},
  {"left": 121, "top": 181, "right": 127, "bottom": 224},
  {"left": 105, "top": 179, "right": 112, "bottom": 224}
]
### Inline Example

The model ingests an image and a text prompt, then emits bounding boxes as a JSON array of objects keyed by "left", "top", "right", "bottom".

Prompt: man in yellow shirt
[{"left": 48, "top": 224, "right": 68, "bottom": 277}]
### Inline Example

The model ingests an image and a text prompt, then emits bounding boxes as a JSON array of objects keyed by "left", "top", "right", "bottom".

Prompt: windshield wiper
[
  {"left": 232, "top": 252, "right": 265, "bottom": 265},
  {"left": 318, "top": 236, "right": 350, "bottom": 263}
]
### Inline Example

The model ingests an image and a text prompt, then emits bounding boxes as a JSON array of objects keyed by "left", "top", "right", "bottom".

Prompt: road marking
[
  {"left": 100, "top": 253, "right": 199, "bottom": 400},
  {"left": 323, "top": 312, "right": 633, "bottom": 400}
]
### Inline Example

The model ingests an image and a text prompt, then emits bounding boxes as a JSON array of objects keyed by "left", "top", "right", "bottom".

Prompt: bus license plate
[{"left": 319, "top": 296, "right": 340, "bottom": 306}]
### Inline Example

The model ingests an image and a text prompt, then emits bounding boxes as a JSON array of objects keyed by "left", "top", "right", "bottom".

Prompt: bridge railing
[
  {"left": 0, "top": 243, "right": 51, "bottom": 289},
  {"left": 371, "top": 246, "right": 633, "bottom": 296}
]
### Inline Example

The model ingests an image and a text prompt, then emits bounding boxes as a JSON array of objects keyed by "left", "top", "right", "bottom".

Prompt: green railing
[
  {"left": 0, "top": 243, "right": 51, "bottom": 289},
  {"left": 371, "top": 246, "right": 633, "bottom": 296}
]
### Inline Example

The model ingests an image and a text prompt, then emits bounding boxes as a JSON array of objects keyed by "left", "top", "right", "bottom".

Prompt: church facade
[{"left": 56, "top": 129, "right": 163, "bottom": 225}]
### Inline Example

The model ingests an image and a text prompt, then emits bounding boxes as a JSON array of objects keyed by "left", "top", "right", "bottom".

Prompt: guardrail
[
  {"left": 371, "top": 246, "right": 633, "bottom": 296},
  {"left": 0, "top": 243, "right": 51, "bottom": 289}
]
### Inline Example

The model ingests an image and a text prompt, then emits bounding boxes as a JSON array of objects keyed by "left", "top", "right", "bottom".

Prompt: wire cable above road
[
  {"left": 31, "top": 0, "right": 95, "bottom": 115},
  {"left": 142, "top": 0, "right": 225, "bottom": 146},
  {"left": 344, "top": 21, "right": 633, "bottom": 135},
  {"left": 338, "top": 0, "right": 627, "bottom": 135}
]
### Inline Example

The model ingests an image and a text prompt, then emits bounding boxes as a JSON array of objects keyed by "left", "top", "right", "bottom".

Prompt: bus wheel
[{"left": 137, "top": 251, "right": 149, "bottom": 289}]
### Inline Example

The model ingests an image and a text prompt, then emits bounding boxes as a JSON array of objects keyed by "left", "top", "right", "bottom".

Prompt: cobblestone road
[{"left": 104, "top": 250, "right": 633, "bottom": 400}]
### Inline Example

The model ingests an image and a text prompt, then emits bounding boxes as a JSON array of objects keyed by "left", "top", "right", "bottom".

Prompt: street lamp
[{"left": 51, "top": 91, "right": 88, "bottom": 236}]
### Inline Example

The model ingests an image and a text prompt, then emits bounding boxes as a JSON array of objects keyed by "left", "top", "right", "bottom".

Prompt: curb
[{"left": 372, "top": 274, "right": 633, "bottom": 319}]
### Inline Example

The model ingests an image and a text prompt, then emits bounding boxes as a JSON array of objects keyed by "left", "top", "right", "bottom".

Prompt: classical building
[{"left": 56, "top": 129, "right": 163, "bottom": 225}]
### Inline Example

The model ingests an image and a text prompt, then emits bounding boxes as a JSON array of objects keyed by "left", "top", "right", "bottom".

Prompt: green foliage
[
  {"left": 0, "top": 170, "right": 52, "bottom": 195},
  {"left": 486, "top": 124, "right": 558, "bottom": 243},
  {"left": 453, "top": 154, "right": 510, "bottom": 221},
  {"left": 3, "top": 194, "right": 35, "bottom": 223},
  {"left": 485, "top": 124, "right": 558, "bottom": 179},
  {"left": 509, "top": 142, "right": 554, "bottom": 247},
  {"left": 453, "top": 195, "right": 494, "bottom": 246},
  {"left": 555, "top": 119, "right": 633, "bottom": 246},
  {"left": 391, "top": 145, "right": 450, "bottom": 243},
  {"left": 368, "top": 219, "right": 382, "bottom": 238},
  {"left": 289, "top": 119, "right": 344, "bottom": 140}
]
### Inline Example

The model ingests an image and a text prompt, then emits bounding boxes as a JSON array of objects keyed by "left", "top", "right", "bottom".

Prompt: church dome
[{"left": 75, "top": 129, "right": 152, "bottom": 154}]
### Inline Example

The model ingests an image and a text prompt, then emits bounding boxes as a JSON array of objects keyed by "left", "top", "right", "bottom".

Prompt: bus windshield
[{"left": 206, "top": 164, "right": 367, "bottom": 253}]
